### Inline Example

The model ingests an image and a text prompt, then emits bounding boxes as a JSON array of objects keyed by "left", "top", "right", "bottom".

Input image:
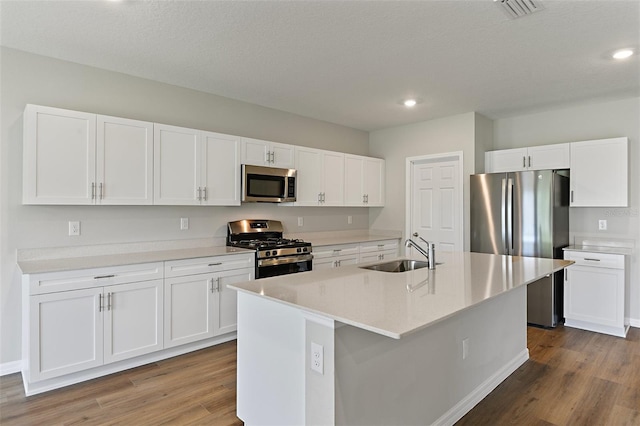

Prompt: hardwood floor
[{"left": 1, "top": 326, "right": 639, "bottom": 425}]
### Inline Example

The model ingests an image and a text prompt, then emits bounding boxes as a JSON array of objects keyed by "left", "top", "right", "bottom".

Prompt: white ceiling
[{"left": 1, "top": 0, "right": 639, "bottom": 131}]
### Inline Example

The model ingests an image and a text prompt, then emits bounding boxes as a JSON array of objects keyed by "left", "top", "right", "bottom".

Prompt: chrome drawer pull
[
  {"left": 94, "top": 274, "right": 115, "bottom": 279},
  {"left": 584, "top": 258, "right": 601, "bottom": 262},
  {"left": 208, "top": 262, "right": 223, "bottom": 267}
]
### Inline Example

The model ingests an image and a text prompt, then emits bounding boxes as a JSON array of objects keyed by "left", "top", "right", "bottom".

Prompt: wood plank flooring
[{"left": 1, "top": 326, "right": 639, "bottom": 425}]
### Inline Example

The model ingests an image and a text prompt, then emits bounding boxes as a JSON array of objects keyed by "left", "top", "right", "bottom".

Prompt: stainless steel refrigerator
[{"left": 470, "top": 170, "right": 569, "bottom": 327}]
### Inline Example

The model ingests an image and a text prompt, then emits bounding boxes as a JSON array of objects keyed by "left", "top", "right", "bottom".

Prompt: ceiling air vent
[{"left": 496, "top": 0, "right": 544, "bottom": 19}]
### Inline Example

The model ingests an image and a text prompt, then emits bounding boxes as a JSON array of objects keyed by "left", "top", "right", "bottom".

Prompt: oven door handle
[{"left": 258, "top": 254, "right": 313, "bottom": 267}]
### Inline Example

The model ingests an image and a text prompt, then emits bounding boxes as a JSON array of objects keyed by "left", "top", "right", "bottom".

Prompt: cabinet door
[
  {"left": 103, "top": 280, "right": 163, "bottom": 364},
  {"left": 527, "top": 143, "right": 570, "bottom": 170},
  {"left": 214, "top": 268, "right": 254, "bottom": 336},
  {"left": 364, "top": 157, "right": 385, "bottom": 206},
  {"left": 164, "top": 274, "right": 215, "bottom": 348},
  {"left": 564, "top": 265, "right": 624, "bottom": 329},
  {"left": 313, "top": 257, "right": 338, "bottom": 270},
  {"left": 344, "top": 155, "right": 365, "bottom": 206},
  {"left": 295, "top": 147, "right": 323, "bottom": 205},
  {"left": 570, "top": 137, "right": 628, "bottom": 207},
  {"left": 321, "top": 151, "right": 345, "bottom": 206},
  {"left": 97, "top": 115, "right": 153, "bottom": 205},
  {"left": 241, "top": 138, "right": 270, "bottom": 166},
  {"left": 270, "top": 142, "right": 295, "bottom": 169},
  {"left": 484, "top": 148, "right": 527, "bottom": 173},
  {"left": 153, "top": 124, "right": 201, "bottom": 205},
  {"left": 29, "top": 288, "right": 103, "bottom": 381},
  {"left": 202, "top": 131, "right": 241, "bottom": 206},
  {"left": 23, "top": 104, "right": 96, "bottom": 205}
]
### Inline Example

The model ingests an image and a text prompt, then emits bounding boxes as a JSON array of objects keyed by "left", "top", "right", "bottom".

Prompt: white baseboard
[
  {"left": 629, "top": 318, "right": 640, "bottom": 328},
  {"left": 433, "top": 348, "right": 530, "bottom": 426},
  {"left": 0, "top": 360, "right": 23, "bottom": 376}
]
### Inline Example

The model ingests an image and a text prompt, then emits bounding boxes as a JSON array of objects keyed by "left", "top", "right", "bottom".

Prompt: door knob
[{"left": 413, "top": 232, "right": 419, "bottom": 237}]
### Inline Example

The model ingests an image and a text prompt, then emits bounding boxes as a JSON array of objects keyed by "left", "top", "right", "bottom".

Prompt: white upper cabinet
[
  {"left": 241, "top": 137, "right": 295, "bottom": 168},
  {"left": 570, "top": 137, "right": 628, "bottom": 207},
  {"left": 23, "top": 105, "right": 153, "bottom": 205},
  {"left": 154, "top": 124, "right": 201, "bottom": 205},
  {"left": 294, "top": 147, "right": 344, "bottom": 206},
  {"left": 97, "top": 115, "right": 153, "bottom": 205},
  {"left": 23, "top": 105, "right": 97, "bottom": 204},
  {"left": 201, "top": 131, "right": 241, "bottom": 206},
  {"left": 154, "top": 125, "right": 241, "bottom": 206},
  {"left": 485, "top": 143, "right": 570, "bottom": 173},
  {"left": 345, "top": 155, "right": 385, "bottom": 206}
]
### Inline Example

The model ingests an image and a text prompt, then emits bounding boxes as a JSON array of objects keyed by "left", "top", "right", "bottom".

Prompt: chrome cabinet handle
[
  {"left": 363, "top": 194, "right": 366, "bottom": 204},
  {"left": 99, "top": 294, "right": 103, "bottom": 312},
  {"left": 91, "top": 182, "right": 96, "bottom": 200},
  {"left": 266, "top": 151, "right": 271, "bottom": 163},
  {"left": 94, "top": 274, "right": 115, "bottom": 280},
  {"left": 584, "top": 258, "right": 601, "bottom": 262},
  {"left": 365, "top": 194, "right": 369, "bottom": 203},
  {"left": 270, "top": 151, "right": 275, "bottom": 163},
  {"left": 570, "top": 190, "right": 574, "bottom": 203},
  {"left": 107, "top": 292, "right": 112, "bottom": 310},
  {"left": 210, "top": 278, "right": 214, "bottom": 293},
  {"left": 522, "top": 156, "right": 526, "bottom": 168},
  {"left": 196, "top": 187, "right": 202, "bottom": 201},
  {"left": 528, "top": 156, "right": 531, "bottom": 168},
  {"left": 202, "top": 187, "right": 207, "bottom": 201},
  {"left": 318, "top": 193, "right": 322, "bottom": 203},
  {"left": 208, "top": 262, "right": 223, "bottom": 267},
  {"left": 99, "top": 183, "right": 104, "bottom": 200}
]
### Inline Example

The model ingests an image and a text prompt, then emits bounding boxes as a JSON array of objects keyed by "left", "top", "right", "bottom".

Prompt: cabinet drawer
[
  {"left": 564, "top": 251, "right": 624, "bottom": 269},
  {"left": 164, "top": 253, "right": 254, "bottom": 278},
  {"left": 359, "top": 240, "right": 399, "bottom": 253},
  {"left": 28, "top": 262, "right": 163, "bottom": 295},
  {"left": 313, "top": 244, "right": 359, "bottom": 259}
]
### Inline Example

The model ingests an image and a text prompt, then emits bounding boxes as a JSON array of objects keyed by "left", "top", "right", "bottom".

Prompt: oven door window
[
  {"left": 247, "top": 174, "right": 285, "bottom": 198},
  {"left": 258, "top": 260, "right": 312, "bottom": 279}
]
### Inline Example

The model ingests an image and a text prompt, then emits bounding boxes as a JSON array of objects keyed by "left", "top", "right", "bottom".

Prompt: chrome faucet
[{"left": 405, "top": 235, "right": 436, "bottom": 270}]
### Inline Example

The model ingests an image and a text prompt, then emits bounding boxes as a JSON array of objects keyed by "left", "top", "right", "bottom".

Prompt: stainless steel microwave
[{"left": 242, "top": 164, "right": 297, "bottom": 203}]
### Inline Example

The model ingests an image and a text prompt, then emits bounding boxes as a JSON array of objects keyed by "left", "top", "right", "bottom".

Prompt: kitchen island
[{"left": 229, "top": 251, "right": 571, "bottom": 425}]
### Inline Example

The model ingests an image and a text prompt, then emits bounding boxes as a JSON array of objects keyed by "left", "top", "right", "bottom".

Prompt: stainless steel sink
[{"left": 360, "top": 259, "right": 429, "bottom": 273}]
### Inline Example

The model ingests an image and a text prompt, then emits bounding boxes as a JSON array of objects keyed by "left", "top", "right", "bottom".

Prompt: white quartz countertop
[
  {"left": 563, "top": 245, "right": 632, "bottom": 256},
  {"left": 18, "top": 246, "right": 254, "bottom": 275},
  {"left": 229, "top": 252, "right": 572, "bottom": 339}
]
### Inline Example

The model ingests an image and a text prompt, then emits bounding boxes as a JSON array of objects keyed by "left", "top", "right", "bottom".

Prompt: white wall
[
  {"left": 368, "top": 112, "right": 492, "bottom": 250},
  {"left": 493, "top": 96, "right": 640, "bottom": 324},
  {"left": 0, "top": 47, "right": 370, "bottom": 365}
]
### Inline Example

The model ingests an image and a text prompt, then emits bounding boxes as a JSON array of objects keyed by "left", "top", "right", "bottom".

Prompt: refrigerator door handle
[
  {"left": 506, "top": 178, "right": 514, "bottom": 253},
  {"left": 501, "top": 178, "right": 507, "bottom": 253}
]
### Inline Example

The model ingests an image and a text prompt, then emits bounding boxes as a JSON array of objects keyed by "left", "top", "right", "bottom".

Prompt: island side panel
[
  {"left": 334, "top": 285, "right": 528, "bottom": 426},
  {"left": 236, "top": 292, "right": 305, "bottom": 425}
]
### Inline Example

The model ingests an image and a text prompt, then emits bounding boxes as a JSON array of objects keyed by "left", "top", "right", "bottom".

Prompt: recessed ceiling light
[
  {"left": 612, "top": 49, "right": 634, "bottom": 60},
  {"left": 404, "top": 99, "right": 417, "bottom": 108}
]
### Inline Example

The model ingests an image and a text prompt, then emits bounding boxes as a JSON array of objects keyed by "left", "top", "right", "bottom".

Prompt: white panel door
[
  {"left": 97, "top": 115, "right": 153, "bottom": 205},
  {"left": 321, "top": 151, "right": 345, "bottom": 206},
  {"left": 164, "top": 274, "right": 215, "bottom": 348},
  {"left": 270, "top": 142, "right": 295, "bottom": 169},
  {"left": 565, "top": 266, "right": 624, "bottom": 328},
  {"left": 364, "top": 157, "right": 385, "bottom": 206},
  {"left": 104, "top": 280, "right": 163, "bottom": 364},
  {"left": 410, "top": 158, "right": 461, "bottom": 254},
  {"left": 344, "top": 155, "right": 365, "bottom": 206},
  {"left": 295, "top": 147, "right": 323, "bottom": 205},
  {"left": 214, "top": 268, "right": 254, "bottom": 336},
  {"left": 29, "top": 288, "right": 103, "bottom": 381},
  {"left": 23, "top": 104, "right": 96, "bottom": 204},
  {"left": 153, "top": 124, "right": 201, "bottom": 205},
  {"left": 202, "top": 131, "right": 241, "bottom": 206}
]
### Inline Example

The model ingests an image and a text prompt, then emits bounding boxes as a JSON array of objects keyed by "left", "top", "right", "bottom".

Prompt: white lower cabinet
[
  {"left": 164, "top": 264, "right": 253, "bottom": 348},
  {"left": 313, "top": 244, "right": 359, "bottom": 270},
  {"left": 26, "top": 275, "right": 163, "bottom": 382},
  {"left": 22, "top": 253, "right": 254, "bottom": 395},
  {"left": 359, "top": 239, "right": 399, "bottom": 263},
  {"left": 563, "top": 250, "right": 629, "bottom": 337}
]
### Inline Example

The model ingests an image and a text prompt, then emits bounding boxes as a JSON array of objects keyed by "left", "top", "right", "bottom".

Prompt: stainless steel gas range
[{"left": 227, "top": 219, "right": 313, "bottom": 279}]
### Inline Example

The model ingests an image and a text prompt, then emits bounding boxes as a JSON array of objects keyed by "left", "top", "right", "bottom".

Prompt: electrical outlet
[
  {"left": 180, "top": 217, "right": 189, "bottom": 230},
  {"left": 598, "top": 219, "right": 607, "bottom": 231},
  {"left": 348, "top": 215, "right": 353, "bottom": 225},
  {"left": 298, "top": 217, "right": 304, "bottom": 227},
  {"left": 68, "top": 221, "right": 80, "bottom": 236},
  {"left": 311, "top": 342, "right": 323, "bottom": 374},
  {"left": 462, "top": 338, "right": 469, "bottom": 360}
]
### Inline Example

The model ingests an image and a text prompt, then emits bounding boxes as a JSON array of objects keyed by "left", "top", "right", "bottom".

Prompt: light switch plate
[
  {"left": 598, "top": 219, "right": 607, "bottom": 231},
  {"left": 180, "top": 217, "right": 189, "bottom": 230}
]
